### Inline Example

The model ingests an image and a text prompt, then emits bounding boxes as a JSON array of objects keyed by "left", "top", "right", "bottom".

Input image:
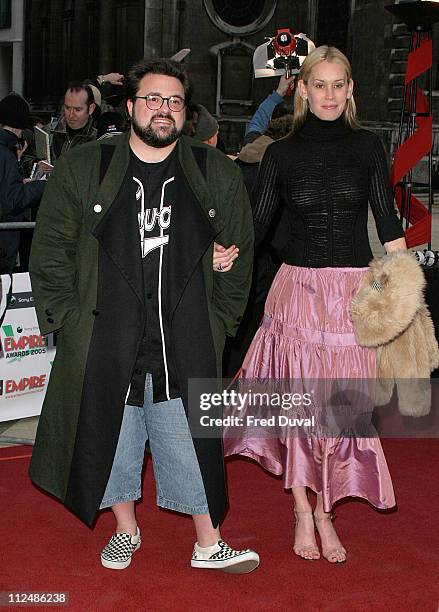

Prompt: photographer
[
  {"left": 244, "top": 73, "right": 294, "bottom": 144},
  {"left": 0, "top": 93, "right": 46, "bottom": 275}
]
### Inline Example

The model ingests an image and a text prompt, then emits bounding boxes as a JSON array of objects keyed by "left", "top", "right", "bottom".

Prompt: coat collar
[
  {"left": 85, "top": 132, "right": 131, "bottom": 233},
  {"left": 87, "top": 134, "right": 223, "bottom": 232},
  {"left": 53, "top": 115, "right": 95, "bottom": 137}
]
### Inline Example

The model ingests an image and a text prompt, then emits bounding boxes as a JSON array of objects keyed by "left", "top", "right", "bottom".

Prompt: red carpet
[{"left": 1, "top": 440, "right": 439, "bottom": 611}]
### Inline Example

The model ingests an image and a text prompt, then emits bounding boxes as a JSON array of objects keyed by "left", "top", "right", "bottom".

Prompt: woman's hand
[
  {"left": 384, "top": 237, "right": 407, "bottom": 253},
  {"left": 213, "top": 242, "right": 239, "bottom": 272}
]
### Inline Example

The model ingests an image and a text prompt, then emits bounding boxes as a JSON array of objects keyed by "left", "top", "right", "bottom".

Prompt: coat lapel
[
  {"left": 88, "top": 135, "right": 222, "bottom": 313},
  {"left": 167, "top": 139, "right": 218, "bottom": 319},
  {"left": 90, "top": 133, "right": 144, "bottom": 305}
]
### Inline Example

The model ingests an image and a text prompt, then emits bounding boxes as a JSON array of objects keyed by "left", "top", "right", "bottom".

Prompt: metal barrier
[
  {"left": 0, "top": 435, "right": 34, "bottom": 446},
  {"left": 363, "top": 122, "right": 439, "bottom": 190},
  {"left": 361, "top": 121, "right": 439, "bottom": 159},
  {"left": 0, "top": 222, "right": 36, "bottom": 229}
]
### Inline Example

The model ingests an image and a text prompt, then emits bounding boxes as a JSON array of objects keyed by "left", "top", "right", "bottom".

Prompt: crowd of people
[
  {"left": 0, "top": 73, "right": 126, "bottom": 274},
  {"left": 2, "top": 46, "right": 426, "bottom": 576},
  {"left": 0, "top": 67, "right": 295, "bottom": 276}
]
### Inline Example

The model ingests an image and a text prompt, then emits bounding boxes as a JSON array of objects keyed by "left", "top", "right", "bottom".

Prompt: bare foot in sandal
[
  {"left": 313, "top": 513, "right": 347, "bottom": 563},
  {"left": 293, "top": 509, "right": 320, "bottom": 561}
]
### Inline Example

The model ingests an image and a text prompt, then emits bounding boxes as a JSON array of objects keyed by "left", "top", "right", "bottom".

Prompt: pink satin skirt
[{"left": 224, "top": 264, "right": 396, "bottom": 511}]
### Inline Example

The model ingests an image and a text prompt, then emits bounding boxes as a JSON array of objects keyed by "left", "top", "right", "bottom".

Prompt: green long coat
[{"left": 29, "top": 133, "right": 254, "bottom": 527}]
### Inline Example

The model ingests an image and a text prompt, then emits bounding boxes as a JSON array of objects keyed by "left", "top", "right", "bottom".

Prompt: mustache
[{"left": 151, "top": 113, "right": 175, "bottom": 123}]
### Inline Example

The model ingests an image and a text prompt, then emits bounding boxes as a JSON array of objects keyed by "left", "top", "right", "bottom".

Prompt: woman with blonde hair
[{"left": 222, "top": 46, "right": 406, "bottom": 563}]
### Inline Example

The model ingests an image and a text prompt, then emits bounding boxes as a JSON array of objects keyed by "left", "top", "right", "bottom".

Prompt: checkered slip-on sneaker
[
  {"left": 191, "top": 539, "right": 259, "bottom": 574},
  {"left": 100, "top": 527, "right": 141, "bottom": 570}
]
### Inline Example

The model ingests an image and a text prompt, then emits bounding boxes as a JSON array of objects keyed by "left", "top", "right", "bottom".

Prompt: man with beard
[{"left": 29, "top": 59, "right": 258, "bottom": 573}]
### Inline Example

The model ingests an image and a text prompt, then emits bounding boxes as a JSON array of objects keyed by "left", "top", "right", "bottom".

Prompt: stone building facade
[
  {"left": 0, "top": 0, "right": 25, "bottom": 99},
  {"left": 19, "top": 0, "right": 439, "bottom": 148}
]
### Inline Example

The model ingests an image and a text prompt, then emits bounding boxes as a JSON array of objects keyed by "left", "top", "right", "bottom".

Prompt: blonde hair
[{"left": 292, "top": 45, "right": 360, "bottom": 133}]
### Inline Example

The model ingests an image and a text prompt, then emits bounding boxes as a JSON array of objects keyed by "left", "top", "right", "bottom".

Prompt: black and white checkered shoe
[
  {"left": 191, "top": 539, "right": 259, "bottom": 574},
  {"left": 100, "top": 527, "right": 141, "bottom": 570}
]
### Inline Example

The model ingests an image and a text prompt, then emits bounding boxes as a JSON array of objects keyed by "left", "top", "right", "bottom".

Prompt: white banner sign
[{"left": 0, "top": 273, "right": 55, "bottom": 422}]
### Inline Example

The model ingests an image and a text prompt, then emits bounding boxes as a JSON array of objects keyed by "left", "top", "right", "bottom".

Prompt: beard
[{"left": 132, "top": 111, "right": 181, "bottom": 148}]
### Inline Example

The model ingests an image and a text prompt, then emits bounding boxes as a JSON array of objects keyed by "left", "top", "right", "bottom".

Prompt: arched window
[{"left": 203, "top": 0, "right": 277, "bottom": 36}]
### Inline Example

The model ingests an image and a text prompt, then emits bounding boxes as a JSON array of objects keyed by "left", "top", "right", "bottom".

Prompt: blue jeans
[{"left": 100, "top": 374, "right": 209, "bottom": 515}]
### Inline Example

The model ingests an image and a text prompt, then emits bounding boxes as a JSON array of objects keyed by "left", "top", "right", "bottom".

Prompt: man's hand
[
  {"left": 37, "top": 160, "right": 54, "bottom": 175},
  {"left": 16, "top": 140, "right": 28, "bottom": 161},
  {"left": 276, "top": 74, "right": 295, "bottom": 97},
  {"left": 98, "top": 72, "right": 124, "bottom": 86},
  {"left": 213, "top": 242, "right": 239, "bottom": 272}
]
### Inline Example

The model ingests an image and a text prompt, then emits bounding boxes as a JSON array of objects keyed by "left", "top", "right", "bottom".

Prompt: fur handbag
[{"left": 350, "top": 251, "right": 439, "bottom": 417}]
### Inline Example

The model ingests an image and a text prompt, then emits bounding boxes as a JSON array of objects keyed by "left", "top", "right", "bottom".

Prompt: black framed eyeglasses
[{"left": 133, "top": 94, "right": 186, "bottom": 112}]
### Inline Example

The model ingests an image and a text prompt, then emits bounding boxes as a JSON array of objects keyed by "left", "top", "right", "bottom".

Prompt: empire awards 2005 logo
[
  {"left": 1, "top": 324, "right": 48, "bottom": 363},
  {"left": 0, "top": 374, "right": 47, "bottom": 398}
]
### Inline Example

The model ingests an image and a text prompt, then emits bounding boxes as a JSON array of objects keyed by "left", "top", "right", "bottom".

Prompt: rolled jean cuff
[
  {"left": 99, "top": 489, "right": 141, "bottom": 510},
  {"left": 157, "top": 495, "right": 208, "bottom": 516}
]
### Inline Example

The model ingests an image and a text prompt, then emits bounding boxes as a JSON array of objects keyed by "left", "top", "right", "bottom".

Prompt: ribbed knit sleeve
[
  {"left": 368, "top": 136, "right": 405, "bottom": 244},
  {"left": 251, "top": 147, "right": 281, "bottom": 245}
]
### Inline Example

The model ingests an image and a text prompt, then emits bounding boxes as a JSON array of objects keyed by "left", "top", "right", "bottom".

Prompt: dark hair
[
  {"left": 125, "top": 58, "right": 191, "bottom": 104},
  {"left": 271, "top": 100, "right": 294, "bottom": 121},
  {"left": 264, "top": 114, "right": 294, "bottom": 140},
  {"left": 29, "top": 115, "right": 45, "bottom": 127},
  {"left": 65, "top": 82, "right": 95, "bottom": 106}
]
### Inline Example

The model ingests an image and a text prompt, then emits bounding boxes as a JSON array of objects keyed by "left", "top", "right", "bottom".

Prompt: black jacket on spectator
[
  {"left": 0, "top": 128, "right": 45, "bottom": 274},
  {"left": 44, "top": 116, "right": 97, "bottom": 163}
]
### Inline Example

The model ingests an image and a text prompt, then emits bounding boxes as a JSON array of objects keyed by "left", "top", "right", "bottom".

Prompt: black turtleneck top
[{"left": 252, "top": 112, "right": 404, "bottom": 268}]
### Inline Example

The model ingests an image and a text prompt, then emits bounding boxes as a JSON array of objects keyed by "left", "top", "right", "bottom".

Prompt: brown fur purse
[{"left": 350, "top": 251, "right": 439, "bottom": 416}]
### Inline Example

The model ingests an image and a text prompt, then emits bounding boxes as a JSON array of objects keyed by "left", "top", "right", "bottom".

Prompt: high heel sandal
[
  {"left": 313, "top": 513, "right": 347, "bottom": 564},
  {"left": 293, "top": 510, "right": 320, "bottom": 561}
]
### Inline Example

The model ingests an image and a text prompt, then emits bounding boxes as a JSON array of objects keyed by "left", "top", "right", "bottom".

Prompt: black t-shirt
[{"left": 127, "top": 147, "right": 180, "bottom": 405}]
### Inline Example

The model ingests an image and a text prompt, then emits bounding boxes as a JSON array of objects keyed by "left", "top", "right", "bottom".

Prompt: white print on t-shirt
[
  {"left": 134, "top": 175, "right": 174, "bottom": 258},
  {"left": 133, "top": 173, "right": 174, "bottom": 401}
]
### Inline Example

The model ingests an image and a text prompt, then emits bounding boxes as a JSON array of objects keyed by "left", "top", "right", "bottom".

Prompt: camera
[
  {"left": 253, "top": 29, "right": 315, "bottom": 79},
  {"left": 272, "top": 29, "right": 310, "bottom": 77}
]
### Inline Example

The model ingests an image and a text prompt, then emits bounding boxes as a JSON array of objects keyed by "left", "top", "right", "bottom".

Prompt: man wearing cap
[
  {"left": 0, "top": 93, "right": 45, "bottom": 275},
  {"left": 190, "top": 104, "right": 219, "bottom": 147},
  {"left": 29, "top": 58, "right": 257, "bottom": 573}
]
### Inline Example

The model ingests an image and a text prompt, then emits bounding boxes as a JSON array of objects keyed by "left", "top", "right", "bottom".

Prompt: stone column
[
  {"left": 10, "top": 0, "right": 24, "bottom": 94},
  {"left": 162, "top": 0, "right": 181, "bottom": 56},
  {"left": 143, "top": 0, "right": 163, "bottom": 58},
  {"left": 307, "top": 0, "right": 319, "bottom": 41},
  {"left": 12, "top": 41, "right": 23, "bottom": 94},
  {"left": 70, "top": 0, "right": 89, "bottom": 81},
  {"left": 99, "top": 0, "right": 116, "bottom": 73},
  {"left": 350, "top": 0, "right": 394, "bottom": 121},
  {"left": 48, "top": 0, "right": 64, "bottom": 99}
]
